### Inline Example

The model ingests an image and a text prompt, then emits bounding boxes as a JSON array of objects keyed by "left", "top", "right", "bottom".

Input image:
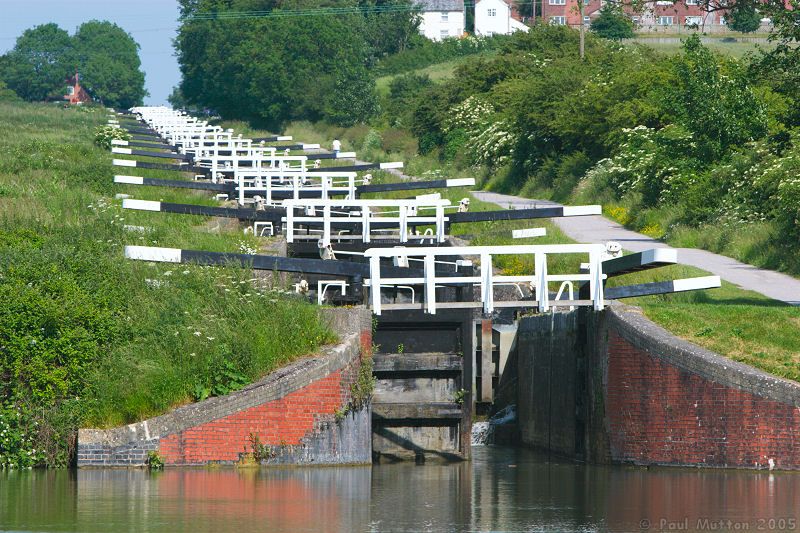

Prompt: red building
[
  {"left": 538, "top": 0, "right": 732, "bottom": 31},
  {"left": 64, "top": 70, "right": 92, "bottom": 105}
]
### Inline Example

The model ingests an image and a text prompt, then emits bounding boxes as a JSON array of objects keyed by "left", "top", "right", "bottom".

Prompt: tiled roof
[{"left": 416, "top": 0, "right": 464, "bottom": 12}]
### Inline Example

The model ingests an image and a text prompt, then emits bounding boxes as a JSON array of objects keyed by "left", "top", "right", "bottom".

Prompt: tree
[
  {"left": 2, "top": 23, "right": 73, "bottom": 101},
  {"left": 590, "top": 6, "right": 636, "bottom": 40},
  {"left": 727, "top": 2, "right": 762, "bottom": 33},
  {"left": 0, "top": 80, "right": 21, "bottom": 102},
  {"left": 325, "top": 63, "right": 380, "bottom": 126},
  {"left": 167, "top": 86, "right": 187, "bottom": 109},
  {"left": 751, "top": 0, "right": 800, "bottom": 126},
  {"left": 72, "top": 21, "right": 147, "bottom": 108},
  {"left": 664, "top": 34, "right": 767, "bottom": 160},
  {"left": 175, "top": 0, "right": 390, "bottom": 127},
  {"left": 0, "top": 21, "right": 146, "bottom": 106},
  {"left": 361, "top": 0, "right": 421, "bottom": 61}
]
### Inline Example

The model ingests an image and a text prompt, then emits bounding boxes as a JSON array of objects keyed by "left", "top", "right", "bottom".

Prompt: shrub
[
  {"left": 590, "top": 6, "right": 635, "bottom": 40},
  {"left": 442, "top": 95, "right": 516, "bottom": 167},
  {"left": 0, "top": 401, "right": 48, "bottom": 469},
  {"left": 384, "top": 73, "right": 433, "bottom": 126},
  {"left": 727, "top": 2, "right": 762, "bottom": 33},
  {"left": 0, "top": 81, "right": 21, "bottom": 102},
  {"left": 380, "top": 128, "right": 418, "bottom": 155},
  {"left": 93, "top": 125, "right": 131, "bottom": 149}
]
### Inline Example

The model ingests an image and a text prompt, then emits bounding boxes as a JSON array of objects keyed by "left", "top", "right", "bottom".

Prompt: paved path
[{"left": 472, "top": 191, "right": 800, "bottom": 305}]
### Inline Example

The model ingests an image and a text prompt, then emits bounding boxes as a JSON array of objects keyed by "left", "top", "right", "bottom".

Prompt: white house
[
  {"left": 416, "top": 0, "right": 465, "bottom": 41},
  {"left": 474, "top": 0, "right": 529, "bottom": 36}
]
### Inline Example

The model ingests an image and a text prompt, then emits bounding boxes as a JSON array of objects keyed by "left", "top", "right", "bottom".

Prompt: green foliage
[
  {"left": 362, "top": 0, "right": 421, "bottom": 59},
  {"left": 146, "top": 450, "right": 164, "bottom": 470},
  {"left": 0, "top": 401, "right": 48, "bottom": 469},
  {"left": 454, "top": 389, "right": 467, "bottom": 405},
  {"left": 72, "top": 21, "right": 147, "bottom": 108},
  {"left": 325, "top": 63, "right": 379, "bottom": 127},
  {"left": 0, "top": 21, "right": 146, "bottom": 107},
  {"left": 0, "top": 81, "right": 21, "bottom": 102},
  {"left": 93, "top": 125, "right": 131, "bottom": 150},
  {"left": 334, "top": 355, "right": 375, "bottom": 422},
  {"left": 590, "top": 6, "right": 635, "bottom": 40},
  {"left": 167, "top": 86, "right": 187, "bottom": 110},
  {"left": 664, "top": 34, "right": 767, "bottom": 161},
  {"left": 384, "top": 73, "right": 432, "bottom": 126},
  {"left": 191, "top": 359, "right": 249, "bottom": 402},
  {"left": 349, "top": 356, "right": 375, "bottom": 410},
  {"left": 727, "top": 2, "right": 762, "bottom": 33},
  {"left": 2, "top": 23, "right": 73, "bottom": 102},
  {"left": 752, "top": 0, "right": 800, "bottom": 128},
  {"left": 248, "top": 432, "right": 274, "bottom": 462},
  {"left": 175, "top": 0, "right": 416, "bottom": 128}
]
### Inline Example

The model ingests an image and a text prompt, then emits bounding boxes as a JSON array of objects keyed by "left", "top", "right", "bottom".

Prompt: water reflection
[{"left": 1, "top": 447, "right": 798, "bottom": 532}]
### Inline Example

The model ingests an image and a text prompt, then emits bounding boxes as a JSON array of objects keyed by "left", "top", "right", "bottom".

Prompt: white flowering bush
[
  {"left": 442, "top": 96, "right": 516, "bottom": 168},
  {"left": 776, "top": 173, "right": 800, "bottom": 238},
  {"left": 93, "top": 125, "right": 131, "bottom": 150},
  {"left": 0, "top": 402, "right": 46, "bottom": 469},
  {"left": 582, "top": 124, "right": 698, "bottom": 206}
]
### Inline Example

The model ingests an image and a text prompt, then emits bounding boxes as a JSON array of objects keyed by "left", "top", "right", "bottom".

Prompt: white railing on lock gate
[
  {"left": 282, "top": 199, "right": 450, "bottom": 246},
  {"left": 363, "top": 244, "right": 607, "bottom": 315}
]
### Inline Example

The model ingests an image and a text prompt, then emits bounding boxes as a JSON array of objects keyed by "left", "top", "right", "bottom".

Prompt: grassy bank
[
  {"left": 0, "top": 102, "right": 334, "bottom": 468},
  {"left": 594, "top": 201, "right": 800, "bottom": 276},
  {"left": 375, "top": 53, "right": 495, "bottom": 97}
]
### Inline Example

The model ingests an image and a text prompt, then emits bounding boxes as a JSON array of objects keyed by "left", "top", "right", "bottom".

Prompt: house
[
  {"left": 475, "top": 0, "right": 530, "bottom": 36},
  {"left": 635, "top": 1, "right": 727, "bottom": 32},
  {"left": 540, "top": 0, "right": 603, "bottom": 27},
  {"left": 64, "top": 70, "right": 91, "bottom": 105},
  {"left": 416, "top": 0, "right": 465, "bottom": 41},
  {"left": 540, "top": 0, "right": 730, "bottom": 31}
]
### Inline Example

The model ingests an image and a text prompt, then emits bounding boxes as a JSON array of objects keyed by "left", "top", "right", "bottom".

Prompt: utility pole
[{"left": 578, "top": 0, "right": 586, "bottom": 59}]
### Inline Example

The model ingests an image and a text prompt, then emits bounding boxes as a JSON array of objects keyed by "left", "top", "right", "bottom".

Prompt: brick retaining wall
[
  {"left": 516, "top": 305, "right": 800, "bottom": 470},
  {"left": 604, "top": 306, "right": 800, "bottom": 470},
  {"left": 78, "top": 307, "right": 373, "bottom": 467}
]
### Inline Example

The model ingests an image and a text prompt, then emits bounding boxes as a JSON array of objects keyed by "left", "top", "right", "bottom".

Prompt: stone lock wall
[
  {"left": 515, "top": 305, "right": 800, "bottom": 470},
  {"left": 78, "top": 308, "right": 373, "bottom": 467}
]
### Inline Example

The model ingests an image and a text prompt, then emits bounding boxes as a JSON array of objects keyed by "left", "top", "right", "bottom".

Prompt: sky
[{"left": 0, "top": 0, "right": 181, "bottom": 105}]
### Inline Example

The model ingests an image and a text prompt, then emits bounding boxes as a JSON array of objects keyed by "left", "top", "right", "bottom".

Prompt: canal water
[{"left": 2, "top": 446, "right": 798, "bottom": 532}]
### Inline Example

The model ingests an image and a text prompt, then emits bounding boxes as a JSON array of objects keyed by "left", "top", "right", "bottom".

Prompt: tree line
[
  {"left": 173, "top": 0, "right": 423, "bottom": 129},
  {"left": 0, "top": 21, "right": 147, "bottom": 109}
]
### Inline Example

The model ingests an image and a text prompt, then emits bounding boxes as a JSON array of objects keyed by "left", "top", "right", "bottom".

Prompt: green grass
[
  {"left": 630, "top": 35, "right": 773, "bottom": 58},
  {"left": 611, "top": 265, "right": 800, "bottom": 382},
  {"left": 0, "top": 103, "right": 335, "bottom": 467},
  {"left": 666, "top": 221, "right": 800, "bottom": 275},
  {"left": 375, "top": 54, "right": 491, "bottom": 97}
]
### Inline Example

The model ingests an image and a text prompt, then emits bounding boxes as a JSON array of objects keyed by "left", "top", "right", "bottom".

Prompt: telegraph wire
[{"left": 183, "top": 2, "right": 508, "bottom": 21}]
